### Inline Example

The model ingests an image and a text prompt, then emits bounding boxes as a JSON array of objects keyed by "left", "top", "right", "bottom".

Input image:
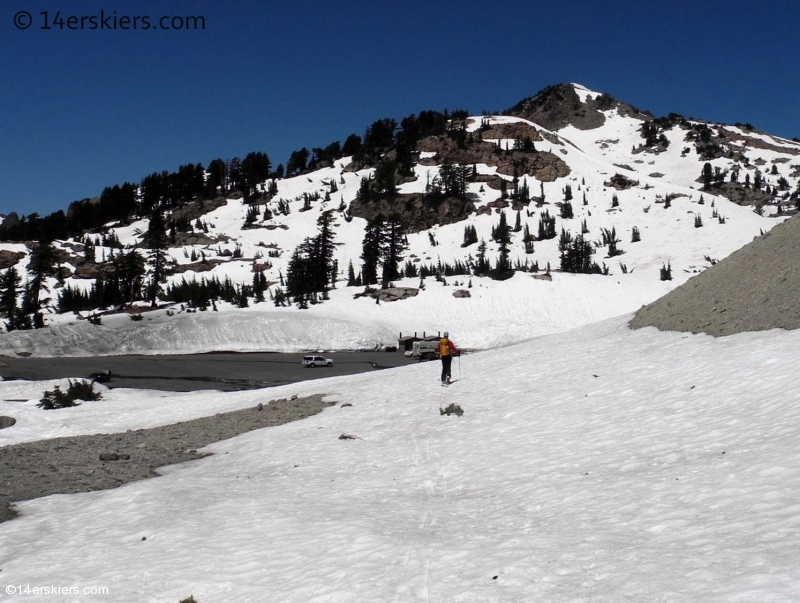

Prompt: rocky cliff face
[{"left": 507, "top": 83, "right": 650, "bottom": 131}]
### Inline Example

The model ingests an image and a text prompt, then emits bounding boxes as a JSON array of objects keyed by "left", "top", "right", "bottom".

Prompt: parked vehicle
[
  {"left": 302, "top": 355, "right": 333, "bottom": 368},
  {"left": 408, "top": 340, "right": 439, "bottom": 361}
]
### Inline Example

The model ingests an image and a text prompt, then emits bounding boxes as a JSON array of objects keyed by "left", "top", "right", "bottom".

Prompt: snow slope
[
  {"left": 1, "top": 316, "right": 799, "bottom": 602},
  {"left": 2, "top": 84, "right": 794, "bottom": 356}
]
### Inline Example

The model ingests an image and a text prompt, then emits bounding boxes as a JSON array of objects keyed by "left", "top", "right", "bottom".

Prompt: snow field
[{"left": 1, "top": 316, "right": 800, "bottom": 601}]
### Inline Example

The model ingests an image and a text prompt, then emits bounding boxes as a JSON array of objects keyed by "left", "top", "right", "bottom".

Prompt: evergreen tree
[
  {"left": 462, "top": 224, "right": 478, "bottom": 247},
  {"left": 24, "top": 240, "right": 58, "bottom": 324},
  {"left": 0, "top": 267, "right": 24, "bottom": 331},
  {"left": 537, "top": 210, "right": 556, "bottom": 240},
  {"left": 702, "top": 162, "right": 713, "bottom": 190},
  {"left": 560, "top": 234, "right": 600, "bottom": 274},
  {"left": 142, "top": 210, "right": 170, "bottom": 307},
  {"left": 114, "top": 250, "right": 145, "bottom": 306},
  {"left": 381, "top": 215, "right": 407, "bottom": 289},
  {"left": 347, "top": 260, "right": 356, "bottom": 287},
  {"left": 474, "top": 239, "right": 490, "bottom": 275},
  {"left": 312, "top": 210, "right": 337, "bottom": 296},
  {"left": 491, "top": 212, "right": 513, "bottom": 279},
  {"left": 360, "top": 217, "right": 384, "bottom": 286}
]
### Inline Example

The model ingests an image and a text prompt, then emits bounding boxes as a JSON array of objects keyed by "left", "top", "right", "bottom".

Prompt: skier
[{"left": 438, "top": 331, "right": 459, "bottom": 385}]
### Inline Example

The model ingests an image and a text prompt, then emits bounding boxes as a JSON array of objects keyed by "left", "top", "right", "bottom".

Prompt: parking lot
[{"left": 0, "top": 351, "right": 421, "bottom": 392}]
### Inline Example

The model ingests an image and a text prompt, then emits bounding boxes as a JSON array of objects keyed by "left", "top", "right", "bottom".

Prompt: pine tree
[
  {"left": 702, "top": 162, "right": 713, "bottom": 190},
  {"left": 474, "top": 239, "right": 490, "bottom": 275},
  {"left": 0, "top": 267, "right": 24, "bottom": 331},
  {"left": 24, "top": 240, "right": 58, "bottom": 325},
  {"left": 537, "top": 210, "right": 556, "bottom": 240},
  {"left": 360, "top": 217, "right": 384, "bottom": 286},
  {"left": 114, "top": 251, "right": 146, "bottom": 306},
  {"left": 142, "top": 210, "right": 170, "bottom": 308},
  {"left": 347, "top": 261, "right": 356, "bottom": 287},
  {"left": 381, "top": 215, "right": 407, "bottom": 289},
  {"left": 491, "top": 212, "right": 513, "bottom": 279}
]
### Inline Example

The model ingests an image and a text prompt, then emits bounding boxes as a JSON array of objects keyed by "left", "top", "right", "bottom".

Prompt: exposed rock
[
  {"left": 507, "top": 83, "right": 649, "bottom": 132},
  {"left": 649, "top": 172, "right": 665, "bottom": 178},
  {"left": 476, "top": 206, "right": 492, "bottom": 216},
  {"left": 73, "top": 262, "right": 116, "bottom": 280},
  {"left": 605, "top": 174, "right": 640, "bottom": 190},
  {"left": 479, "top": 122, "right": 544, "bottom": 142},
  {"left": 349, "top": 194, "right": 474, "bottom": 233},
  {"left": 0, "top": 250, "right": 25, "bottom": 270},
  {"left": 703, "top": 182, "right": 776, "bottom": 207},
  {"left": 532, "top": 273, "right": 553, "bottom": 281},
  {"left": 416, "top": 135, "right": 570, "bottom": 182},
  {"left": 173, "top": 232, "right": 222, "bottom": 246},
  {"left": 171, "top": 259, "right": 226, "bottom": 275},
  {"left": 374, "top": 287, "right": 419, "bottom": 302},
  {"left": 452, "top": 289, "right": 471, "bottom": 298},
  {"left": 0, "top": 416, "right": 16, "bottom": 429}
]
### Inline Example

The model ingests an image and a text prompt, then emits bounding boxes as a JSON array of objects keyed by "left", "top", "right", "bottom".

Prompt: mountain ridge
[{"left": 0, "top": 82, "right": 798, "bottom": 351}]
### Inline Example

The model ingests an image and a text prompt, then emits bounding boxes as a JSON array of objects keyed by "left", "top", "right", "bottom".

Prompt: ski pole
[{"left": 458, "top": 354, "right": 461, "bottom": 381}]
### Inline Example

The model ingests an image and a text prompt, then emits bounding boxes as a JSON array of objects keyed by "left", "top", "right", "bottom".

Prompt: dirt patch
[
  {"left": 0, "top": 394, "right": 333, "bottom": 523},
  {"left": 629, "top": 215, "right": 800, "bottom": 336}
]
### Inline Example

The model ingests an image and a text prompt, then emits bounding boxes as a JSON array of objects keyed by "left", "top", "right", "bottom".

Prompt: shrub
[
  {"left": 440, "top": 403, "right": 464, "bottom": 417},
  {"left": 660, "top": 262, "right": 672, "bottom": 281},
  {"left": 38, "top": 380, "right": 102, "bottom": 410}
]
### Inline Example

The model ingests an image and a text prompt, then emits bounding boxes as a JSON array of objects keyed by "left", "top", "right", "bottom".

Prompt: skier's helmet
[{"left": 444, "top": 331, "right": 449, "bottom": 338}]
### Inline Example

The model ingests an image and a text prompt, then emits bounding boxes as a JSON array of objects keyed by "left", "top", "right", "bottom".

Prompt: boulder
[
  {"left": 452, "top": 289, "right": 471, "bottom": 298},
  {"left": 0, "top": 250, "right": 25, "bottom": 270},
  {"left": 0, "top": 416, "right": 16, "bottom": 429}
]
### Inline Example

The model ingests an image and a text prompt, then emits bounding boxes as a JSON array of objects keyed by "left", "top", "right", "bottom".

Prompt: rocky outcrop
[
  {"left": 73, "top": 262, "right": 116, "bottom": 279},
  {"left": 416, "top": 136, "right": 570, "bottom": 182},
  {"left": 171, "top": 259, "right": 225, "bottom": 274},
  {"left": 349, "top": 194, "right": 474, "bottom": 233},
  {"left": 605, "top": 174, "right": 640, "bottom": 190},
  {"left": 0, "top": 250, "right": 25, "bottom": 270},
  {"left": 452, "top": 289, "right": 471, "bottom": 298},
  {"left": 506, "top": 83, "right": 649, "bottom": 132},
  {"left": 701, "top": 182, "right": 776, "bottom": 207}
]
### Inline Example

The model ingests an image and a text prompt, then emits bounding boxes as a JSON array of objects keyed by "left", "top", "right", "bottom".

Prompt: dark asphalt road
[{"left": 0, "top": 351, "right": 422, "bottom": 392}]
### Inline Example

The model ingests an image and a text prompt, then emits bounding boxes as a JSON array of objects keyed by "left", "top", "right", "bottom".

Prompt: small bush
[
  {"left": 660, "top": 262, "right": 672, "bottom": 281},
  {"left": 38, "top": 380, "right": 102, "bottom": 410},
  {"left": 440, "top": 403, "right": 464, "bottom": 417}
]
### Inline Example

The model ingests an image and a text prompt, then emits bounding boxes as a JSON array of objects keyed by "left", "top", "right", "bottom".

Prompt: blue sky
[{"left": 2, "top": 0, "right": 799, "bottom": 216}]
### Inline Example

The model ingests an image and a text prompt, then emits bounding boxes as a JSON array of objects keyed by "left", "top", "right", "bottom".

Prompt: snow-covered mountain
[
  {"left": 1, "top": 82, "right": 799, "bottom": 356},
  {"left": 2, "top": 84, "right": 800, "bottom": 603}
]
